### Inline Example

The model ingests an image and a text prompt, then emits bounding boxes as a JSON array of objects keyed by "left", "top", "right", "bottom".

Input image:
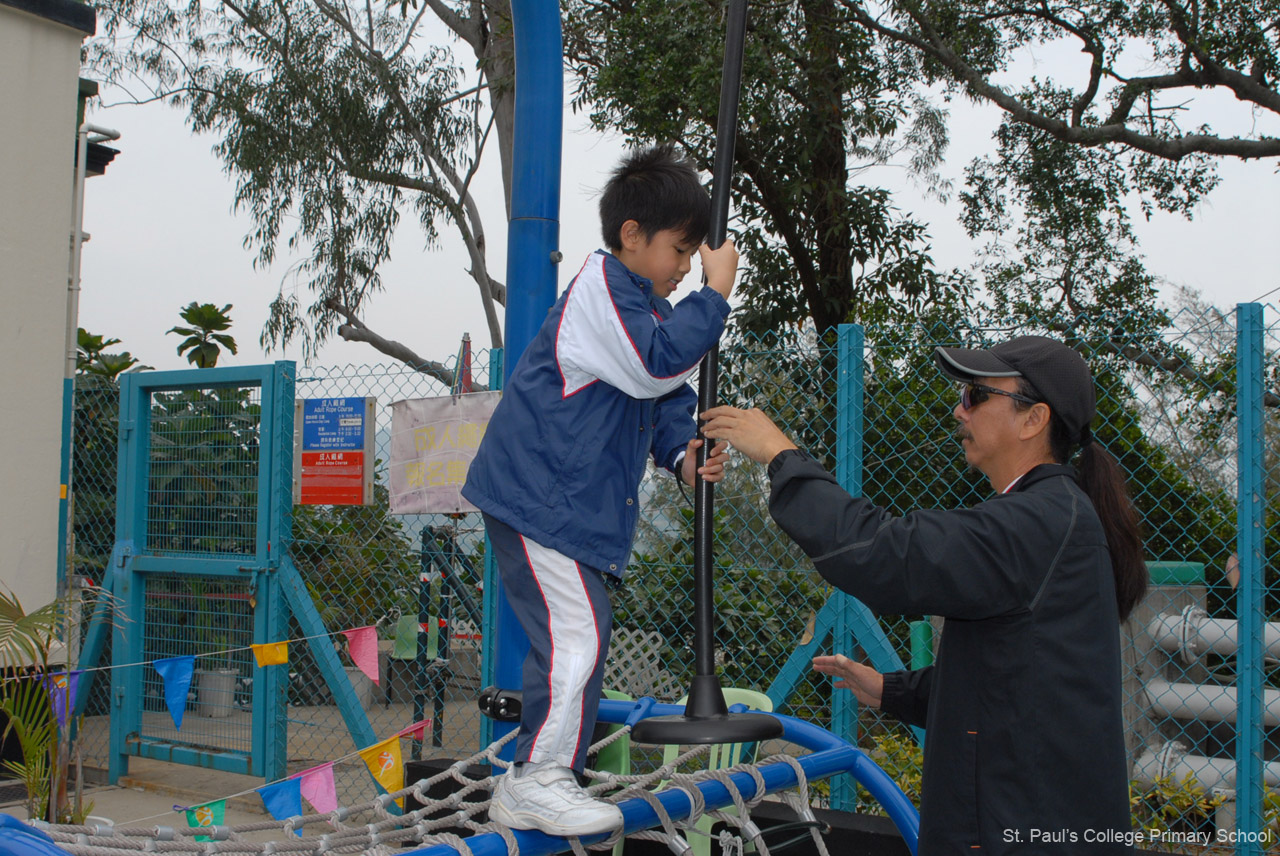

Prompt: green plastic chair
[
  {"left": 660, "top": 688, "right": 775, "bottom": 856},
  {"left": 384, "top": 614, "right": 440, "bottom": 706}
]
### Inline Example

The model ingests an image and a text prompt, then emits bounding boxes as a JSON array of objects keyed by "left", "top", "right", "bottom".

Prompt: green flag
[{"left": 186, "top": 799, "right": 226, "bottom": 841}]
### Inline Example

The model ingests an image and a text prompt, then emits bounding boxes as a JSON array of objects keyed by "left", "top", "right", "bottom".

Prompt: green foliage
[
  {"left": 88, "top": 0, "right": 500, "bottom": 362},
  {"left": 0, "top": 589, "right": 112, "bottom": 823},
  {"left": 77, "top": 328, "right": 151, "bottom": 379},
  {"left": 564, "top": 0, "right": 968, "bottom": 336},
  {"left": 1130, "top": 774, "right": 1226, "bottom": 847},
  {"left": 855, "top": 731, "right": 923, "bottom": 813},
  {"left": 72, "top": 374, "right": 122, "bottom": 582},
  {"left": 168, "top": 302, "right": 238, "bottom": 369},
  {"left": 0, "top": 673, "right": 57, "bottom": 821},
  {"left": 291, "top": 474, "right": 418, "bottom": 634},
  {"left": 146, "top": 386, "right": 262, "bottom": 554}
]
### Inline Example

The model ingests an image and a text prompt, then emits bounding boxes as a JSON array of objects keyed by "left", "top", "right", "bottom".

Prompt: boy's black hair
[{"left": 599, "top": 143, "right": 711, "bottom": 252}]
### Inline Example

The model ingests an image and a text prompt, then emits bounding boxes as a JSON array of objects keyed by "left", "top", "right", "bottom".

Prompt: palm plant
[
  {"left": 168, "top": 302, "right": 238, "bottom": 368},
  {"left": 0, "top": 587, "right": 112, "bottom": 822}
]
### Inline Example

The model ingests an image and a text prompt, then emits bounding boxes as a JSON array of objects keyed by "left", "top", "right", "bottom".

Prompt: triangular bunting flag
[
  {"left": 252, "top": 641, "right": 289, "bottom": 667},
  {"left": 154, "top": 656, "right": 196, "bottom": 731},
  {"left": 342, "top": 626, "right": 380, "bottom": 685},
  {"left": 298, "top": 763, "right": 338, "bottom": 815},
  {"left": 359, "top": 736, "right": 403, "bottom": 806},
  {"left": 42, "top": 670, "right": 82, "bottom": 729},
  {"left": 258, "top": 778, "right": 303, "bottom": 835},
  {"left": 185, "top": 799, "right": 225, "bottom": 842},
  {"left": 399, "top": 719, "right": 432, "bottom": 741}
]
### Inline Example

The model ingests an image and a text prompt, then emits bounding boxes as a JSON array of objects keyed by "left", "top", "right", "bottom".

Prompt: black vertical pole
[
  {"left": 689, "top": 0, "right": 748, "bottom": 708},
  {"left": 632, "top": 0, "right": 780, "bottom": 745}
]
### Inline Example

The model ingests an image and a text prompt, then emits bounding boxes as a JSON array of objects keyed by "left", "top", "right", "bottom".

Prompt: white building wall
[{"left": 0, "top": 3, "right": 91, "bottom": 610}]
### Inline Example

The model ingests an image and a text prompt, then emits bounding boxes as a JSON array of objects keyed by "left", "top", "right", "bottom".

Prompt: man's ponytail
[
  {"left": 1018, "top": 380, "right": 1148, "bottom": 620},
  {"left": 1076, "top": 442, "right": 1148, "bottom": 621}
]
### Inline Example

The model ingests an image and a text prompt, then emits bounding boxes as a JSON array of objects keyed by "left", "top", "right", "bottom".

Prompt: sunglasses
[{"left": 960, "top": 382, "right": 1040, "bottom": 411}]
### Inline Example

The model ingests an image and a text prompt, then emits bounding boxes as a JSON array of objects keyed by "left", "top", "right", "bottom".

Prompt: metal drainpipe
[
  {"left": 1146, "top": 678, "right": 1280, "bottom": 727},
  {"left": 59, "top": 122, "right": 121, "bottom": 597},
  {"left": 1133, "top": 740, "right": 1280, "bottom": 790},
  {"left": 1148, "top": 607, "right": 1280, "bottom": 664}
]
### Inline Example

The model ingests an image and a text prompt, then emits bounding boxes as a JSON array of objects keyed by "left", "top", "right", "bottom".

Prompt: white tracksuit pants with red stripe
[{"left": 484, "top": 514, "right": 613, "bottom": 772}]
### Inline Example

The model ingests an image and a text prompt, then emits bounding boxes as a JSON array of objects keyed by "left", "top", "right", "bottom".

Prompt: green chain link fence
[{"left": 65, "top": 306, "right": 1278, "bottom": 846}]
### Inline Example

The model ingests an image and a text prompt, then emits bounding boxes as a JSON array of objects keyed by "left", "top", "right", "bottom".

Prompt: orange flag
[
  {"left": 359, "top": 736, "right": 403, "bottom": 807},
  {"left": 252, "top": 641, "right": 289, "bottom": 667}
]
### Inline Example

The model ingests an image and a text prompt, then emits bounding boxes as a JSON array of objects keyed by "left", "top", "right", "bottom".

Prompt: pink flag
[
  {"left": 399, "top": 719, "right": 433, "bottom": 741},
  {"left": 298, "top": 763, "right": 338, "bottom": 815},
  {"left": 341, "top": 626, "right": 380, "bottom": 685}
]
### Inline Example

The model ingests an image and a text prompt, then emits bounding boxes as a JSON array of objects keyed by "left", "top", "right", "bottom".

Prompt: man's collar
[{"left": 1004, "top": 463, "right": 1078, "bottom": 494}]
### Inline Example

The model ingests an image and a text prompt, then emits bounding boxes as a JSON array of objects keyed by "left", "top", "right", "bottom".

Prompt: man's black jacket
[{"left": 767, "top": 449, "right": 1132, "bottom": 855}]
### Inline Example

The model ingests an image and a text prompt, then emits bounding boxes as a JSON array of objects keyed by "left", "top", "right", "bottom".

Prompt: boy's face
[{"left": 616, "top": 221, "right": 697, "bottom": 299}]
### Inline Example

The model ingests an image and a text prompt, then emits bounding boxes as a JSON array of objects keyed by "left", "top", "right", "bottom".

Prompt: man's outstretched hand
[
  {"left": 812, "top": 654, "right": 884, "bottom": 709},
  {"left": 700, "top": 405, "right": 797, "bottom": 465}
]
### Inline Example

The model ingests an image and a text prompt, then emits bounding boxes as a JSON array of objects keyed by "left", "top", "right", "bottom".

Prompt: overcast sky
[{"left": 77, "top": 39, "right": 1280, "bottom": 375}]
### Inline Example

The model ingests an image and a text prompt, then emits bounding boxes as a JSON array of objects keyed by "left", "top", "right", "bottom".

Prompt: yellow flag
[
  {"left": 251, "top": 641, "right": 289, "bottom": 667},
  {"left": 359, "top": 737, "right": 403, "bottom": 806}
]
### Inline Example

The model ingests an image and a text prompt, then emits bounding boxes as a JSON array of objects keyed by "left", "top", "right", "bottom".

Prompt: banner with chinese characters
[{"left": 388, "top": 391, "right": 500, "bottom": 514}]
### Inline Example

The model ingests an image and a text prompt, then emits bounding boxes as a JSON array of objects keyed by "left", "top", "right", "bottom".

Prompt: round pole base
[
  {"left": 631, "top": 711, "right": 784, "bottom": 745},
  {"left": 630, "top": 674, "right": 784, "bottom": 745}
]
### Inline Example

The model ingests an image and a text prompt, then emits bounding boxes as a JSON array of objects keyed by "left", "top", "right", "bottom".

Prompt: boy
[{"left": 461, "top": 144, "right": 737, "bottom": 836}]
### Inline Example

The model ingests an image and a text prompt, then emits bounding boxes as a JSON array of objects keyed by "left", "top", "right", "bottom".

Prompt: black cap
[{"left": 934, "top": 336, "right": 1096, "bottom": 443}]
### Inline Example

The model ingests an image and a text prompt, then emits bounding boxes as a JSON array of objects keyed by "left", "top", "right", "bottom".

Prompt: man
[{"left": 701, "top": 335, "right": 1146, "bottom": 854}]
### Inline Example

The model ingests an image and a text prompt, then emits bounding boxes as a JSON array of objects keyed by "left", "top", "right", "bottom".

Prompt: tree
[
  {"left": 88, "top": 0, "right": 514, "bottom": 383},
  {"left": 76, "top": 328, "right": 151, "bottom": 379},
  {"left": 168, "top": 301, "right": 239, "bottom": 368},
  {"left": 839, "top": 1, "right": 1280, "bottom": 164},
  {"left": 565, "top": 0, "right": 968, "bottom": 338}
]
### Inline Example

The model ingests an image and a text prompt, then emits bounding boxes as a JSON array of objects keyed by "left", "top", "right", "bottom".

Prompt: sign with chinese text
[
  {"left": 294, "top": 397, "right": 376, "bottom": 505},
  {"left": 388, "top": 392, "right": 500, "bottom": 514}
]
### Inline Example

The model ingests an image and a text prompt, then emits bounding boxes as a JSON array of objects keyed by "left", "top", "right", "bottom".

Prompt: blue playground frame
[{"left": 407, "top": 699, "right": 919, "bottom": 856}]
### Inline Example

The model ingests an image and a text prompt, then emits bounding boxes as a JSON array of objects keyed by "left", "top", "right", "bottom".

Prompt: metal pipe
[
  {"left": 1148, "top": 608, "right": 1280, "bottom": 663},
  {"left": 1146, "top": 679, "right": 1280, "bottom": 727},
  {"left": 65, "top": 123, "right": 120, "bottom": 379},
  {"left": 1133, "top": 740, "right": 1280, "bottom": 790}
]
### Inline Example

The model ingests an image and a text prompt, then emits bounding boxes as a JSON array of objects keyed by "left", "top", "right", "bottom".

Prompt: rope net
[{"left": 30, "top": 727, "right": 833, "bottom": 856}]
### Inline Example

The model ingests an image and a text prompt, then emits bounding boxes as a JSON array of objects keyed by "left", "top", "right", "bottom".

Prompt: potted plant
[{"left": 190, "top": 581, "right": 238, "bottom": 718}]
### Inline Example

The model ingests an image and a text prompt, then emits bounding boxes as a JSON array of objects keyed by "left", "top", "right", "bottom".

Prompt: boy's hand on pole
[
  {"left": 681, "top": 438, "right": 730, "bottom": 486},
  {"left": 699, "top": 239, "right": 739, "bottom": 300}
]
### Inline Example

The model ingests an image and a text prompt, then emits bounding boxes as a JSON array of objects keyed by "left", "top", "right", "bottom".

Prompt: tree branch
[
  {"left": 843, "top": 0, "right": 1280, "bottom": 160},
  {"left": 325, "top": 297, "right": 490, "bottom": 388}
]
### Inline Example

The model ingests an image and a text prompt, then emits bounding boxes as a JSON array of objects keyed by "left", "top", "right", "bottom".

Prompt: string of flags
[
  {"left": 18, "top": 623, "right": 432, "bottom": 837},
  {"left": 23, "top": 625, "right": 389, "bottom": 734},
  {"left": 182, "top": 719, "right": 432, "bottom": 839}
]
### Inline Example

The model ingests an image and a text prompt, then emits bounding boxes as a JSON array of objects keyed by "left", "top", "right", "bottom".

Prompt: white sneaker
[{"left": 490, "top": 762, "right": 623, "bottom": 837}]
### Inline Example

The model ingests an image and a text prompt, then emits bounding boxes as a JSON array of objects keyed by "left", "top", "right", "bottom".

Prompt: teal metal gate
[{"left": 76, "top": 362, "right": 378, "bottom": 783}]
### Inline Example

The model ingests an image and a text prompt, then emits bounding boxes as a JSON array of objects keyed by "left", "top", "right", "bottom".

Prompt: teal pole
[
  {"left": 1235, "top": 303, "right": 1264, "bottom": 856},
  {"left": 489, "top": 0, "right": 563, "bottom": 755}
]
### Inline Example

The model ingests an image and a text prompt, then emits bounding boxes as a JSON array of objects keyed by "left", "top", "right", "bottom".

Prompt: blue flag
[
  {"left": 258, "top": 778, "right": 303, "bottom": 835},
  {"left": 42, "top": 669, "right": 83, "bottom": 729},
  {"left": 154, "top": 656, "right": 195, "bottom": 731}
]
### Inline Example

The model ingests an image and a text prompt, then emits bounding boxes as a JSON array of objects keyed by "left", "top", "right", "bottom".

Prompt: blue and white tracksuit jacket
[
  {"left": 462, "top": 249, "right": 732, "bottom": 576},
  {"left": 462, "top": 249, "right": 730, "bottom": 769}
]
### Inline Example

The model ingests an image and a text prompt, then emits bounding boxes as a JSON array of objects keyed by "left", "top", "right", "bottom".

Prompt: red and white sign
[{"left": 299, "top": 450, "right": 366, "bottom": 505}]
